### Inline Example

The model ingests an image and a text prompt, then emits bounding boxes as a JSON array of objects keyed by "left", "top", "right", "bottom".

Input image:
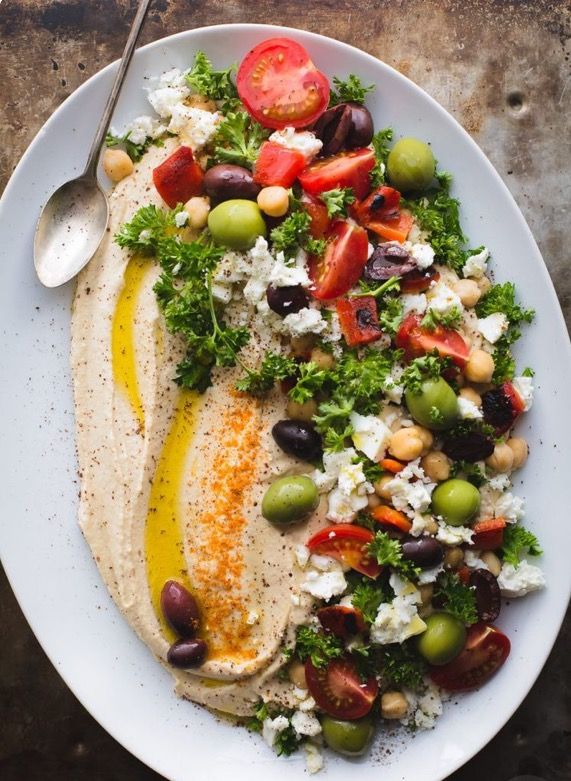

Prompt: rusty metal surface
[{"left": 0, "top": 1, "right": 570, "bottom": 779}]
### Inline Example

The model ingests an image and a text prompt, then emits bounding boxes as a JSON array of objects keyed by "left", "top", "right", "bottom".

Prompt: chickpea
[
  {"left": 381, "top": 691, "right": 409, "bottom": 720},
  {"left": 374, "top": 475, "right": 394, "bottom": 500},
  {"left": 286, "top": 398, "right": 317, "bottom": 423},
  {"left": 410, "top": 425, "right": 434, "bottom": 454},
  {"left": 310, "top": 346, "right": 335, "bottom": 370},
  {"left": 184, "top": 196, "right": 210, "bottom": 230},
  {"left": 486, "top": 442, "right": 515, "bottom": 473},
  {"left": 419, "top": 583, "right": 434, "bottom": 606},
  {"left": 368, "top": 493, "right": 382, "bottom": 510},
  {"left": 459, "top": 387, "right": 482, "bottom": 407},
  {"left": 389, "top": 428, "right": 425, "bottom": 461},
  {"left": 288, "top": 660, "right": 307, "bottom": 689},
  {"left": 480, "top": 550, "right": 502, "bottom": 577},
  {"left": 454, "top": 279, "right": 481, "bottom": 308},
  {"left": 257, "top": 186, "right": 290, "bottom": 218},
  {"left": 423, "top": 517, "right": 439, "bottom": 534},
  {"left": 444, "top": 546, "right": 464, "bottom": 569},
  {"left": 464, "top": 349, "right": 495, "bottom": 384},
  {"left": 421, "top": 450, "right": 451, "bottom": 482},
  {"left": 507, "top": 437, "right": 529, "bottom": 469},
  {"left": 290, "top": 334, "right": 316, "bottom": 358},
  {"left": 477, "top": 276, "right": 492, "bottom": 294},
  {"left": 102, "top": 148, "right": 134, "bottom": 182}
]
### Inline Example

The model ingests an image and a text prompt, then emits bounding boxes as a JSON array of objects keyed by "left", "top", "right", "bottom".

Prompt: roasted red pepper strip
[
  {"left": 471, "top": 518, "right": 507, "bottom": 550},
  {"left": 351, "top": 185, "right": 413, "bottom": 243},
  {"left": 336, "top": 296, "right": 382, "bottom": 347},
  {"left": 152, "top": 146, "right": 204, "bottom": 208}
]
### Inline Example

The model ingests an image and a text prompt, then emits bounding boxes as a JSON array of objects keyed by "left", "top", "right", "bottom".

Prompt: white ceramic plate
[{"left": 0, "top": 23, "right": 569, "bottom": 781}]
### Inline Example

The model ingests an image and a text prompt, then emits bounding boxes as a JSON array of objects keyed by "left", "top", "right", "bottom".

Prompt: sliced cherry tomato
[
  {"left": 471, "top": 518, "right": 507, "bottom": 550},
  {"left": 457, "top": 566, "right": 471, "bottom": 584},
  {"left": 305, "top": 657, "right": 378, "bottom": 719},
  {"left": 308, "top": 220, "right": 369, "bottom": 301},
  {"left": 253, "top": 141, "right": 306, "bottom": 187},
  {"left": 236, "top": 38, "right": 330, "bottom": 129},
  {"left": 379, "top": 458, "right": 406, "bottom": 474},
  {"left": 298, "top": 148, "right": 375, "bottom": 200},
  {"left": 430, "top": 623, "right": 511, "bottom": 692},
  {"left": 366, "top": 212, "right": 414, "bottom": 243},
  {"left": 301, "top": 193, "right": 331, "bottom": 238},
  {"left": 152, "top": 146, "right": 204, "bottom": 208},
  {"left": 371, "top": 505, "right": 412, "bottom": 533},
  {"left": 396, "top": 313, "right": 470, "bottom": 367},
  {"left": 317, "top": 605, "right": 366, "bottom": 638},
  {"left": 307, "top": 524, "right": 382, "bottom": 579},
  {"left": 481, "top": 381, "right": 525, "bottom": 435},
  {"left": 400, "top": 268, "right": 440, "bottom": 293},
  {"left": 336, "top": 296, "right": 382, "bottom": 347}
]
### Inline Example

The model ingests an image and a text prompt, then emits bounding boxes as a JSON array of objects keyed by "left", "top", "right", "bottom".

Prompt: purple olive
[
  {"left": 344, "top": 103, "right": 374, "bottom": 148},
  {"left": 469, "top": 568, "right": 501, "bottom": 622},
  {"left": 266, "top": 285, "right": 309, "bottom": 317},
  {"left": 160, "top": 580, "right": 200, "bottom": 638},
  {"left": 272, "top": 419, "right": 323, "bottom": 461},
  {"left": 313, "top": 103, "right": 374, "bottom": 156},
  {"left": 363, "top": 243, "right": 416, "bottom": 281},
  {"left": 167, "top": 638, "right": 207, "bottom": 668},
  {"left": 203, "top": 164, "right": 261, "bottom": 203},
  {"left": 402, "top": 537, "right": 444, "bottom": 569}
]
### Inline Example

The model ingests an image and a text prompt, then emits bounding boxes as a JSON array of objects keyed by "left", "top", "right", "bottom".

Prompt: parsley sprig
[
  {"left": 351, "top": 579, "right": 391, "bottom": 624},
  {"left": 246, "top": 702, "right": 300, "bottom": 756},
  {"left": 370, "top": 128, "right": 394, "bottom": 187},
  {"left": 320, "top": 188, "right": 355, "bottom": 219},
  {"left": 185, "top": 51, "right": 239, "bottom": 108},
  {"left": 434, "top": 572, "right": 478, "bottom": 625},
  {"left": 500, "top": 525, "right": 542, "bottom": 568},
  {"left": 420, "top": 306, "right": 463, "bottom": 331},
  {"left": 401, "top": 353, "right": 451, "bottom": 395},
  {"left": 382, "top": 643, "right": 427, "bottom": 691},
  {"left": 367, "top": 531, "right": 421, "bottom": 579},
  {"left": 211, "top": 111, "right": 269, "bottom": 169},
  {"left": 270, "top": 211, "right": 326, "bottom": 259},
  {"left": 235, "top": 352, "right": 297, "bottom": 396},
  {"left": 329, "top": 74, "right": 375, "bottom": 106},
  {"left": 105, "top": 131, "right": 164, "bottom": 162},
  {"left": 295, "top": 626, "right": 344, "bottom": 668}
]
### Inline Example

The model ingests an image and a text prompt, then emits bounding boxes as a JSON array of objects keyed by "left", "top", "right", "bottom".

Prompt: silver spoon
[{"left": 34, "top": 0, "right": 152, "bottom": 288}]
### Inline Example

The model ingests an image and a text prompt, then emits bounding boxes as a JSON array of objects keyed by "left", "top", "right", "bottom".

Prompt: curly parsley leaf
[
  {"left": 313, "top": 396, "right": 354, "bottom": 433},
  {"left": 434, "top": 572, "right": 478, "bottom": 625},
  {"left": 236, "top": 352, "right": 297, "bottom": 396},
  {"left": 449, "top": 460, "right": 487, "bottom": 487},
  {"left": 270, "top": 210, "right": 326, "bottom": 259},
  {"left": 287, "top": 361, "right": 329, "bottom": 404},
  {"left": 274, "top": 723, "right": 301, "bottom": 757},
  {"left": 320, "top": 188, "right": 355, "bottom": 219},
  {"left": 421, "top": 306, "right": 463, "bottom": 331},
  {"left": 370, "top": 127, "right": 394, "bottom": 187},
  {"left": 185, "top": 50, "right": 239, "bottom": 106},
  {"left": 211, "top": 111, "right": 269, "bottom": 169},
  {"left": 491, "top": 335, "right": 517, "bottom": 383},
  {"left": 115, "top": 204, "right": 177, "bottom": 252},
  {"left": 323, "top": 423, "right": 354, "bottom": 453},
  {"left": 367, "top": 531, "right": 421, "bottom": 579},
  {"left": 401, "top": 352, "right": 451, "bottom": 395},
  {"left": 377, "top": 296, "right": 404, "bottom": 336},
  {"left": 381, "top": 643, "right": 427, "bottom": 691},
  {"left": 501, "top": 525, "right": 542, "bottom": 568},
  {"left": 329, "top": 74, "right": 375, "bottom": 106},
  {"left": 246, "top": 703, "right": 300, "bottom": 756},
  {"left": 105, "top": 131, "right": 164, "bottom": 162},
  {"left": 476, "top": 282, "right": 535, "bottom": 326},
  {"left": 351, "top": 580, "right": 391, "bottom": 624},
  {"left": 295, "top": 626, "right": 344, "bottom": 669}
]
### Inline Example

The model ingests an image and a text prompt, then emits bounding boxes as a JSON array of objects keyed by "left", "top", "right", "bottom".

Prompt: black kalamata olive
[
  {"left": 442, "top": 431, "right": 495, "bottom": 462},
  {"left": 272, "top": 419, "right": 323, "bottom": 461},
  {"left": 203, "top": 164, "right": 260, "bottom": 203},
  {"left": 363, "top": 243, "right": 416, "bottom": 281},
  {"left": 469, "top": 568, "right": 501, "bottom": 622},
  {"left": 266, "top": 285, "right": 309, "bottom": 317},
  {"left": 160, "top": 580, "right": 200, "bottom": 638},
  {"left": 167, "top": 638, "right": 207, "bottom": 668},
  {"left": 313, "top": 103, "right": 374, "bottom": 155},
  {"left": 402, "top": 537, "right": 444, "bottom": 569},
  {"left": 481, "top": 385, "right": 521, "bottom": 434}
]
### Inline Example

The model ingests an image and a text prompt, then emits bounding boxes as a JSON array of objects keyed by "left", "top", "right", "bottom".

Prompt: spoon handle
[{"left": 84, "top": 0, "right": 152, "bottom": 177}]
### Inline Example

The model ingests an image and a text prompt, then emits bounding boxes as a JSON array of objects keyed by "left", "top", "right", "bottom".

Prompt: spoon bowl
[{"left": 34, "top": 177, "right": 109, "bottom": 288}]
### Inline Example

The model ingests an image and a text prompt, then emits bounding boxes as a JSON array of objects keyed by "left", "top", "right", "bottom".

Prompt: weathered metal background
[{"left": 0, "top": 1, "right": 569, "bottom": 779}]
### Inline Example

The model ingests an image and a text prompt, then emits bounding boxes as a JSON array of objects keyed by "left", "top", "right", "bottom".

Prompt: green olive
[
  {"left": 405, "top": 378, "right": 459, "bottom": 431},
  {"left": 416, "top": 611, "right": 466, "bottom": 665},
  {"left": 387, "top": 137, "right": 436, "bottom": 193},
  {"left": 261, "top": 475, "right": 319, "bottom": 525},
  {"left": 321, "top": 715, "right": 374, "bottom": 756},
  {"left": 431, "top": 478, "right": 480, "bottom": 526},
  {"left": 207, "top": 199, "right": 267, "bottom": 250}
]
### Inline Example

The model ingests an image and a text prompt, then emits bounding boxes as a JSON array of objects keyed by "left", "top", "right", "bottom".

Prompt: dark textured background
[{"left": 1, "top": 1, "right": 570, "bottom": 779}]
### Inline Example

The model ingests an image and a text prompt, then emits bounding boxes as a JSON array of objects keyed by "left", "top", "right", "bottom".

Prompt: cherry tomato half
[
  {"left": 396, "top": 313, "right": 470, "bottom": 367},
  {"left": 301, "top": 193, "right": 331, "bottom": 238},
  {"left": 305, "top": 657, "right": 378, "bottom": 719},
  {"left": 430, "top": 623, "right": 511, "bottom": 692},
  {"left": 317, "top": 605, "right": 367, "bottom": 638},
  {"left": 237, "top": 38, "right": 330, "bottom": 129},
  {"left": 308, "top": 220, "right": 369, "bottom": 301},
  {"left": 299, "top": 148, "right": 376, "bottom": 201},
  {"left": 306, "top": 524, "right": 382, "bottom": 578}
]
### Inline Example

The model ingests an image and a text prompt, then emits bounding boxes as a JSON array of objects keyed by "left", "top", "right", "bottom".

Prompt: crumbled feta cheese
[
  {"left": 262, "top": 715, "right": 290, "bottom": 748},
  {"left": 167, "top": 105, "right": 221, "bottom": 150},
  {"left": 326, "top": 483, "right": 370, "bottom": 523},
  {"left": 121, "top": 114, "right": 166, "bottom": 145},
  {"left": 300, "top": 567, "right": 348, "bottom": 600},
  {"left": 367, "top": 242, "right": 375, "bottom": 258},
  {"left": 304, "top": 742, "right": 324, "bottom": 774},
  {"left": 417, "top": 563, "right": 445, "bottom": 584},
  {"left": 298, "top": 695, "right": 317, "bottom": 713},
  {"left": 281, "top": 307, "right": 327, "bottom": 337},
  {"left": 457, "top": 396, "right": 483, "bottom": 420},
  {"left": 409, "top": 242, "right": 435, "bottom": 270},
  {"left": 243, "top": 237, "right": 311, "bottom": 312},
  {"left": 157, "top": 67, "right": 188, "bottom": 89},
  {"left": 477, "top": 313, "right": 509, "bottom": 344},
  {"left": 370, "top": 573, "right": 426, "bottom": 644},
  {"left": 436, "top": 522, "right": 474, "bottom": 545},
  {"left": 309, "top": 554, "right": 340, "bottom": 572},
  {"left": 174, "top": 210, "right": 189, "bottom": 227},
  {"left": 414, "top": 683, "right": 443, "bottom": 729},
  {"left": 498, "top": 560, "right": 545, "bottom": 597},
  {"left": 427, "top": 282, "right": 464, "bottom": 316},
  {"left": 295, "top": 545, "right": 311, "bottom": 568},
  {"left": 382, "top": 375, "right": 404, "bottom": 404},
  {"left": 211, "top": 282, "right": 233, "bottom": 304},
  {"left": 463, "top": 247, "right": 489, "bottom": 279},
  {"left": 384, "top": 459, "right": 436, "bottom": 519},
  {"left": 268, "top": 127, "right": 323, "bottom": 160},
  {"left": 312, "top": 448, "right": 372, "bottom": 522},
  {"left": 464, "top": 550, "right": 490, "bottom": 570},
  {"left": 512, "top": 376, "right": 534, "bottom": 411},
  {"left": 488, "top": 473, "right": 511, "bottom": 491},
  {"left": 147, "top": 85, "right": 189, "bottom": 118},
  {"left": 312, "top": 449, "right": 356, "bottom": 493},
  {"left": 495, "top": 492, "right": 525, "bottom": 522},
  {"left": 410, "top": 513, "right": 435, "bottom": 537},
  {"left": 350, "top": 412, "right": 392, "bottom": 461},
  {"left": 401, "top": 293, "right": 427, "bottom": 316},
  {"left": 322, "top": 310, "right": 342, "bottom": 343},
  {"left": 291, "top": 710, "right": 322, "bottom": 737}
]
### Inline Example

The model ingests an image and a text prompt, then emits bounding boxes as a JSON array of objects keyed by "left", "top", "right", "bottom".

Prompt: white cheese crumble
[
  {"left": 477, "top": 312, "right": 509, "bottom": 344},
  {"left": 494, "top": 492, "right": 525, "bottom": 522},
  {"left": 167, "top": 105, "right": 221, "bottom": 150},
  {"left": 370, "top": 574, "right": 427, "bottom": 645},
  {"left": 488, "top": 473, "right": 511, "bottom": 491},
  {"left": 147, "top": 84, "right": 190, "bottom": 119},
  {"left": 114, "top": 114, "right": 166, "bottom": 145},
  {"left": 436, "top": 521, "right": 474, "bottom": 546},
  {"left": 457, "top": 396, "right": 483, "bottom": 420},
  {"left": 281, "top": 307, "right": 327, "bottom": 337},
  {"left": 174, "top": 210, "right": 189, "bottom": 227},
  {"left": 463, "top": 247, "right": 489, "bottom": 279},
  {"left": 243, "top": 237, "right": 311, "bottom": 310},
  {"left": 497, "top": 560, "right": 545, "bottom": 597},
  {"left": 291, "top": 710, "right": 322, "bottom": 737},
  {"left": 349, "top": 412, "right": 392, "bottom": 461},
  {"left": 401, "top": 293, "right": 428, "bottom": 316},
  {"left": 304, "top": 742, "right": 324, "bottom": 774},
  {"left": 295, "top": 544, "right": 311, "bottom": 568},
  {"left": 262, "top": 715, "right": 290, "bottom": 748},
  {"left": 312, "top": 449, "right": 357, "bottom": 493},
  {"left": 512, "top": 376, "right": 534, "bottom": 411},
  {"left": 268, "top": 127, "right": 323, "bottom": 160},
  {"left": 427, "top": 282, "right": 464, "bottom": 316},
  {"left": 300, "top": 564, "right": 348, "bottom": 600},
  {"left": 464, "top": 550, "right": 490, "bottom": 570},
  {"left": 409, "top": 242, "right": 435, "bottom": 270},
  {"left": 384, "top": 459, "right": 436, "bottom": 519},
  {"left": 410, "top": 513, "right": 435, "bottom": 537},
  {"left": 413, "top": 683, "right": 444, "bottom": 729},
  {"left": 417, "top": 563, "right": 445, "bottom": 584}
]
